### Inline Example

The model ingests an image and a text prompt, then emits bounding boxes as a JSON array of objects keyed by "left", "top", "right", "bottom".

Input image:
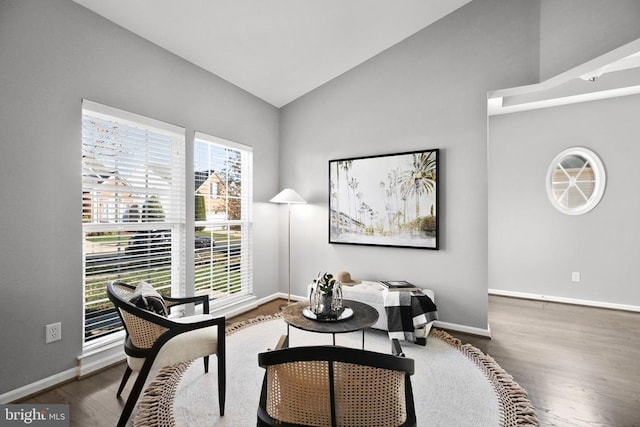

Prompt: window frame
[
  {"left": 81, "top": 100, "right": 186, "bottom": 345},
  {"left": 546, "top": 146, "right": 606, "bottom": 215},
  {"left": 193, "top": 131, "right": 254, "bottom": 307},
  {"left": 80, "top": 103, "right": 255, "bottom": 349}
]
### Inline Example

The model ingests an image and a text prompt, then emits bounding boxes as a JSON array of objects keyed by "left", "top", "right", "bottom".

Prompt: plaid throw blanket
[{"left": 384, "top": 289, "right": 438, "bottom": 345}]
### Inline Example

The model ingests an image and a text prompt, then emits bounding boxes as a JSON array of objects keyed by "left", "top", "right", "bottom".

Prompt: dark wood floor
[
  {"left": 450, "top": 296, "right": 640, "bottom": 427},
  {"left": 19, "top": 296, "right": 640, "bottom": 426}
]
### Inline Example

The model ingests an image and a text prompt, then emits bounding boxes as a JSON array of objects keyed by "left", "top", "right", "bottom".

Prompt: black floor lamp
[{"left": 270, "top": 188, "right": 306, "bottom": 305}]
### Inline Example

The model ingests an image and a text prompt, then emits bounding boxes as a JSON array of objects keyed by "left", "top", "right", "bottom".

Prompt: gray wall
[
  {"left": 277, "top": 0, "right": 640, "bottom": 331},
  {"left": 539, "top": 0, "right": 640, "bottom": 80},
  {"left": 489, "top": 94, "right": 640, "bottom": 306},
  {"left": 0, "top": 0, "right": 279, "bottom": 394},
  {"left": 278, "top": 0, "right": 541, "bottom": 331}
]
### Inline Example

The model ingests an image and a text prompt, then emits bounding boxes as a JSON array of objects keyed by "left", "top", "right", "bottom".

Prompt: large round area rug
[{"left": 134, "top": 315, "right": 538, "bottom": 426}]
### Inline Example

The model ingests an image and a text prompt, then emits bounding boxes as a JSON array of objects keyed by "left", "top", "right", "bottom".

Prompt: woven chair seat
[{"left": 127, "top": 314, "right": 219, "bottom": 371}]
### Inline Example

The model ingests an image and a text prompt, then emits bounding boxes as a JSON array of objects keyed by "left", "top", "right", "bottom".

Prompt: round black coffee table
[{"left": 281, "top": 299, "right": 379, "bottom": 349}]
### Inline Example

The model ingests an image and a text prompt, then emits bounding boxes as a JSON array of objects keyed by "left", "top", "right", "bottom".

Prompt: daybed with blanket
[{"left": 341, "top": 280, "right": 437, "bottom": 345}]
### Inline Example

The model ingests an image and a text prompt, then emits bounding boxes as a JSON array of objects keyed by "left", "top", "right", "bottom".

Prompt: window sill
[{"left": 78, "top": 332, "right": 126, "bottom": 378}]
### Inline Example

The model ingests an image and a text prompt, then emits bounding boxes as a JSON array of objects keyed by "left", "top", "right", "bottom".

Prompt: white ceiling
[{"left": 72, "top": 0, "right": 471, "bottom": 107}]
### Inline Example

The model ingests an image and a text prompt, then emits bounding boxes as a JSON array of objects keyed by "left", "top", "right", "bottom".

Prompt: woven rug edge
[{"left": 431, "top": 328, "right": 539, "bottom": 427}]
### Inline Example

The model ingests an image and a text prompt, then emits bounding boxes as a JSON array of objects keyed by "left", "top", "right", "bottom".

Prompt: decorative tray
[{"left": 302, "top": 306, "right": 353, "bottom": 322}]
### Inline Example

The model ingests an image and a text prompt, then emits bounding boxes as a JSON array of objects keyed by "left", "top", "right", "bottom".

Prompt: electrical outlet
[
  {"left": 46, "top": 322, "right": 62, "bottom": 344},
  {"left": 571, "top": 272, "right": 581, "bottom": 282}
]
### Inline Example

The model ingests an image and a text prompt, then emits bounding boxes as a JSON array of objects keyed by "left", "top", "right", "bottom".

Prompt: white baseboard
[
  {"left": 433, "top": 321, "right": 492, "bottom": 338},
  {"left": 77, "top": 338, "right": 126, "bottom": 378},
  {"left": 0, "top": 367, "right": 77, "bottom": 404},
  {"left": 489, "top": 289, "right": 640, "bottom": 313},
  {"left": 259, "top": 292, "right": 306, "bottom": 305},
  {"left": 211, "top": 295, "right": 259, "bottom": 318},
  {"left": 254, "top": 292, "right": 287, "bottom": 306}
]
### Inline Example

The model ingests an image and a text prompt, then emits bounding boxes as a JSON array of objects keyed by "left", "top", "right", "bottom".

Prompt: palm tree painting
[{"left": 329, "top": 149, "right": 439, "bottom": 249}]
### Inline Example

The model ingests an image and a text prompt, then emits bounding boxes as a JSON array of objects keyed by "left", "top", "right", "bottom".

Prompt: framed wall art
[{"left": 329, "top": 149, "right": 439, "bottom": 250}]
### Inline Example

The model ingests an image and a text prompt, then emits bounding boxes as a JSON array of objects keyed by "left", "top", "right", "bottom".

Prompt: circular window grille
[{"left": 546, "top": 147, "right": 606, "bottom": 215}]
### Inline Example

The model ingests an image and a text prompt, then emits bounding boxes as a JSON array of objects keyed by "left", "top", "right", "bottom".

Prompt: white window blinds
[
  {"left": 194, "top": 132, "right": 253, "bottom": 302},
  {"left": 82, "top": 100, "right": 185, "bottom": 342}
]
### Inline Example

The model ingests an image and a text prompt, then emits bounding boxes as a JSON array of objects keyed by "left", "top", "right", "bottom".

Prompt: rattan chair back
[
  {"left": 258, "top": 345, "right": 416, "bottom": 427},
  {"left": 108, "top": 281, "right": 169, "bottom": 349}
]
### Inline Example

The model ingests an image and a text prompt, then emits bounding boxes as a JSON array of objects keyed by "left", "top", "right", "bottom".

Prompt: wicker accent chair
[
  {"left": 106, "top": 280, "right": 226, "bottom": 427},
  {"left": 257, "top": 338, "right": 416, "bottom": 427}
]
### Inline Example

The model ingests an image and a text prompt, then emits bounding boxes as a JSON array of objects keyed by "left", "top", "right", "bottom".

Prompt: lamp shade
[{"left": 270, "top": 188, "right": 306, "bottom": 204}]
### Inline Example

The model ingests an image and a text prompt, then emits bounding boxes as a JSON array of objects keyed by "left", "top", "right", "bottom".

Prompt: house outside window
[
  {"left": 194, "top": 132, "right": 253, "bottom": 303},
  {"left": 81, "top": 100, "right": 186, "bottom": 343}
]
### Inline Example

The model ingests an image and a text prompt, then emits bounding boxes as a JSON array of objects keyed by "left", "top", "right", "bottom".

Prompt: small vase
[
  {"left": 319, "top": 294, "right": 333, "bottom": 316},
  {"left": 308, "top": 275, "right": 343, "bottom": 319}
]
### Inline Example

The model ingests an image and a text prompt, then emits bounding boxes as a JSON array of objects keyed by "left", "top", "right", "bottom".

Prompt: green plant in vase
[
  {"left": 310, "top": 272, "right": 343, "bottom": 318},
  {"left": 314, "top": 272, "right": 337, "bottom": 295}
]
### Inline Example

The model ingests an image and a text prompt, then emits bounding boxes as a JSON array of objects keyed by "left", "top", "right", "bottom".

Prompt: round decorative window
[{"left": 546, "top": 147, "right": 606, "bottom": 215}]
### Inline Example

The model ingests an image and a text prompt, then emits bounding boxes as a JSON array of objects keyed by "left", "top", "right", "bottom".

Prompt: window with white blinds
[
  {"left": 194, "top": 132, "right": 253, "bottom": 302},
  {"left": 82, "top": 100, "right": 185, "bottom": 343}
]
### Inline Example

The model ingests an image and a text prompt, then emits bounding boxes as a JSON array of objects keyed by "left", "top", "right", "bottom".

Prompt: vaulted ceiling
[{"left": 72, "top": 0, "right": 471, "bottom": 107}]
